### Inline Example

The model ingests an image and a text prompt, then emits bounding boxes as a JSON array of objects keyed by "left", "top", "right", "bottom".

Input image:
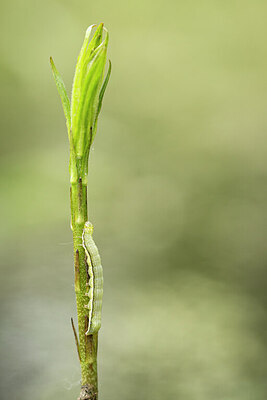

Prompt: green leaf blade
[
  {"left": 71, "top": 24, "right": 104, "bottom": 134},
  {"left": 96, "top": 60, "right": 111, "bottom": 121},
  {"left": 72, "top": 37, "right": 108, "bottom": 157},
  {"left": 50, "top": 57, "right": 71, "bottom": 133}
]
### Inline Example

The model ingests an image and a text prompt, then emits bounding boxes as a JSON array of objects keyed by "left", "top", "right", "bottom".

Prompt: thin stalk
[
  {"left": 50, "top": 23, "right": 111, "bottom": 400},
  {"left": 71, "top": 178, "right": 98, "bottom": 399}
]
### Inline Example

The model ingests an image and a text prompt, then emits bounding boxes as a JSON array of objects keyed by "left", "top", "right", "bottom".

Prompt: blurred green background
[{"left": 0, "top": 0, "right": 266, "bottom": 399}]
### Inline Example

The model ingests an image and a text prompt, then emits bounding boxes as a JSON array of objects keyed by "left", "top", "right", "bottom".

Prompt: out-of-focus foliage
[{"left": 0, "top": 1, "right": 266, "bottom": 399}]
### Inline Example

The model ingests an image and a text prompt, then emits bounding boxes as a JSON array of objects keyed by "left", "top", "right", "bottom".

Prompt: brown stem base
[{"left": 77, "top": 384, "right": 98, "bottom": 400}]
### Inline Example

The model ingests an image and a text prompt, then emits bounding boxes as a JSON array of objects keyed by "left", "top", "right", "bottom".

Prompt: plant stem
[
  {"left": 51, "top": 24, "right": 111, "bottom": 399},
  {"left": 71, "top": 178, "right": 98, "bottom": 400}
]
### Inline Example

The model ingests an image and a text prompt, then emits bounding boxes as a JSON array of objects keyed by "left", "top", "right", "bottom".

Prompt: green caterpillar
[{"left": 82, "top": 221, "right": 103, "bottom": 335}]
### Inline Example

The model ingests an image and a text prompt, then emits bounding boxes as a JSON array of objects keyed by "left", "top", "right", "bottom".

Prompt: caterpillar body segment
[{"left": 82, "top": 221, "right": 103, "bottom": 335}]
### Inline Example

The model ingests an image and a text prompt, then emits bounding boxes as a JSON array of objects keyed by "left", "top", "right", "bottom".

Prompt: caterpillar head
[{"left": 84, "top": 221, "right": 94, "bottom": 235}]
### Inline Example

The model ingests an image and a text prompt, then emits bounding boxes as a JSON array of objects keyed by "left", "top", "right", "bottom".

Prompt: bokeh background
[{"left": 0, "top": 1, "right": 267, "bottom": 399}]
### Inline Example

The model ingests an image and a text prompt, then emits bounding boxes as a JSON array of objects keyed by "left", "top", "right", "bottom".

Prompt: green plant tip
[{"left": 51, "top": 23, "right": 111, "bottom": 184}]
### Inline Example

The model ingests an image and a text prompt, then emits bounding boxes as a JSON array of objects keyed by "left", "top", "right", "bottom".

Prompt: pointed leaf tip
[
  {"left": 50, "top": 57, "right": 71, "bottom": 133},
  {"left": 50, "top": 56, "right": 55, "bottom": 68},
  {"left": 85, "top": 24, "right": 96, "bottom": 38},
  {"left": 96, "top": 59, "right": 112, "bottom": 118}
]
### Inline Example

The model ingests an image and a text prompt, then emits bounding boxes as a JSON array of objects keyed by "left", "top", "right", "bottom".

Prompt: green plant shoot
[{"left": 50, "top": 23, "right": 111, "bottom": 400}]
